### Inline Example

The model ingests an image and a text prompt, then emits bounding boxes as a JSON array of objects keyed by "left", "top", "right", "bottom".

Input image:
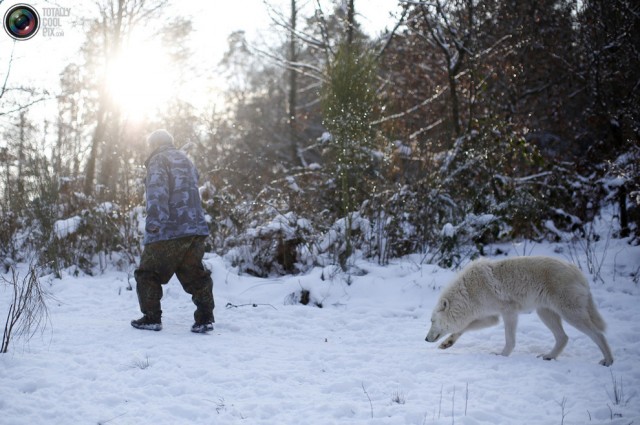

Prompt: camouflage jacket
[{"left": 143, "top": 145, "right": 209, "bottom": 245}]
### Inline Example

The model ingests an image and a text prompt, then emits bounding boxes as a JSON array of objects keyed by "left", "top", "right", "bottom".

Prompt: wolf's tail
[{"left": 588, "top": 295, "right": 607, "bottom": 332}]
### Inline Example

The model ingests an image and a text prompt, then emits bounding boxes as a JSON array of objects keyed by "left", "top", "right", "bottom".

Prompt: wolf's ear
[{"left": 439, "top": 298, "right": 449, "bottom": 312}]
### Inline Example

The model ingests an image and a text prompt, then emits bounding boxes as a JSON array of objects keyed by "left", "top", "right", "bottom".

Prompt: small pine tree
[{"left": 320, "top": 41, "right": 378, "bottom": 268}]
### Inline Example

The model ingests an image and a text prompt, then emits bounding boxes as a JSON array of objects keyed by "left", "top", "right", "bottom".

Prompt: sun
[{"left": 105, "top": 38, "right": 178, "bottom": 122}]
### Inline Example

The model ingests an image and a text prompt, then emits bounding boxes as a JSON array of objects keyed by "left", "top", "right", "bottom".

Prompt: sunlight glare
[{"left": 106, "top": 39, "right": 177, "bottom": 122}]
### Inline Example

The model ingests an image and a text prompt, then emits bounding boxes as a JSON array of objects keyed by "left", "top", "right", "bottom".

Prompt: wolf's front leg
[
  {"left": 439, "top": 316, "right": 500, "bottom": 350},
  {"left": 439, "top": 333, "right": 461, "bottom": 349},
  {"left": 499, "top": 311, "right": 518, "bottom": 356}
]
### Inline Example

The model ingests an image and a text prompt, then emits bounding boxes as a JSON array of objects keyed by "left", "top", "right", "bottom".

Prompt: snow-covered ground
[{"left": 1, "top": 233, "right": 639, "bottom": 424}]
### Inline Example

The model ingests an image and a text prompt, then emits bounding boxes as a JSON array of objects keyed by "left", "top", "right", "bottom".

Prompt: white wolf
[{"left": 425, "top": 256, "right": 614, "bottom": 366}]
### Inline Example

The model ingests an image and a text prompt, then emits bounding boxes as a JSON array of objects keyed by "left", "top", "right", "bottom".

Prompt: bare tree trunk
[
  {"left": 96, "top": 0, "right": 126, "bottom": 199},
  {"left": 420, "top": 0, "right": 472, "bottom": 139},
  {"left": 2, "top": 150, "right": 11, "bottom": 209},
  {"left": 448, "top": 72, "right": 461, "bottom": 137},
  {"left": 619, "top": 185, "right": 629, "bottom": 237},
  {"left": 97, "top": 119, "right": 122, "bottom": 199},
  {"left": 83, "top": 104, "right": 105, "bottom": 196},
  {"left": 17, "top": 112, "right": 25, "bottom": 195},
  {"left": 346, "top": 0, "right": 355, "bottom": 45},
  {"left": 288, "top": 0, "right": 298, "bottom": 165},
  {"left": 54, "top": 115, "right": 63, "bottom": 177},
  {"left": 84, "top": 0, "right": 127, "bottom": 197}
]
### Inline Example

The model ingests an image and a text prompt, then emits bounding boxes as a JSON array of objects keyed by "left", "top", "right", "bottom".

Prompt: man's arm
[{"left": 145, "top": 156, "right": 170, "bottom": 235}]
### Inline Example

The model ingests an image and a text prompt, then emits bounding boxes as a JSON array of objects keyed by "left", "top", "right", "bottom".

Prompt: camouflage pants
[{"left": 134, "top": 235, "right": 214, "bottom": 323}]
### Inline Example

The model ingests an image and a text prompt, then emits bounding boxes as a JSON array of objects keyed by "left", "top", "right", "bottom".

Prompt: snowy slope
[{"left": 1, "top": 237, "right": 639, "bottom": 425}]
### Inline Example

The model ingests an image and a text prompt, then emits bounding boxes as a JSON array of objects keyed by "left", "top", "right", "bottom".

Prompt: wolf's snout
[{"left": 425, "top": 332, "right": 440, "bottom": 342}]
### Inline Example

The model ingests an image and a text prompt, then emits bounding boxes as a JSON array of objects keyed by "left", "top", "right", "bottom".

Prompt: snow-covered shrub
[
  {"left": 400, "top": 125, "right": 540, "bottom": 261},
  {"left": 316, "top": 212, "right": 372, "bottom": 270},
  {"left": 361, "top": 187, "right": 430, "bottom": 265},
  {"left": 199, "top": 180, "right": 246, "bottom": 254},
  {"left": 603, "top": 146, "right": 640, "bottom": 241},
  {"left": 1, "top": 264, "right": 49, "bottom": 353},
  {"left": 42, "top": 200, "right": 143, "bottom": 277},
  {"left": 202, "top": 174, "right": 318, "bottom": 276},
  {"left": 226, "top": 212, "right": 315, "bottom": 277},
  {"left": 431, "top": 214, "right": 500, "bottom": 268},
  {"left": 0, "top": 170, "right": 144, "bottom": 277},
  {"left": 0, "top": 210, "right": 22, "bottom": 263}
]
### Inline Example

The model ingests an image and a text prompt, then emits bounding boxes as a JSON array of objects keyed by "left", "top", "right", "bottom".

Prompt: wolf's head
[
  {"left": 425, "top": 272, "right": 476, "bottom": 342},
  {"left": 425, "top": 297, "right": 454, "bottom": 342}
]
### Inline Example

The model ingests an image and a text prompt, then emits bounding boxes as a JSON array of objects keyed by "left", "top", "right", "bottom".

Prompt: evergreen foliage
[{"left": 320, "top": 40, "right": 379, "bottom": 269}]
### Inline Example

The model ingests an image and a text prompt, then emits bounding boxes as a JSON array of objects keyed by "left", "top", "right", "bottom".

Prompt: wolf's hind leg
[
  {"left": 439, "top": 315, "right": 499, "bottom": 349},
  {"left": 562, "top": 310, "right": 614, "bottom": 366},
  {"left": 536, "top": 308, "right": 568, "bottom": 360}
]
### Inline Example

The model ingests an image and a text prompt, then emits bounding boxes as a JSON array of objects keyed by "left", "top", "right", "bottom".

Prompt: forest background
[{"left": 0, "top": 0, "right": 638, "bottom": 278}]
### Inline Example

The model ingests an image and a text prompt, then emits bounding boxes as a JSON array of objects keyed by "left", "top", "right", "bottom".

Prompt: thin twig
[
  {"left": 0, "top": 96, "right": 58, "bottom": 116},
  {"left": 362, "top": 383, "right": 373, "bottom": 419},
  {"left": 451, "top": 385, "right": 456, "bottom": 425},
  {"left": 438, "top": 384, "right": 443, "bottom": 419},
  {"left": 556, "top": 397, "right": 568, "bottom": 425},
  {"left": 464, "top": 382, "right": 468, "bottom": 416},
  {"left": 2, "top": 265, "right": 50, "bottom": 353},
  {"left": 98, "top": 412, "right": 127, "bottom": 425},
  {"left": 225, "top": 302, "right": 278, "bottom": 311},
  {"left": 377, "top": 7, "right": 408, "bottom": 59}
]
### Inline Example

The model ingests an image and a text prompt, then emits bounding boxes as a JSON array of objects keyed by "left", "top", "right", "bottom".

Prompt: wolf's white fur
[{"left": 425, "top": 256, "right": 614, "bottom": 366}]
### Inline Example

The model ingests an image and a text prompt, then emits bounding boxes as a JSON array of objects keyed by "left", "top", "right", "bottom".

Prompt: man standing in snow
[{"left": 131, "top": 129, "right": 215, "bottom": 333}]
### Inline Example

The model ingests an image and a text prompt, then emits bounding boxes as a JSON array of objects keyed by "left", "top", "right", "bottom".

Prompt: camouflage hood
[{"left": 143, "top": 145, "right": 209, "bottom": 245}]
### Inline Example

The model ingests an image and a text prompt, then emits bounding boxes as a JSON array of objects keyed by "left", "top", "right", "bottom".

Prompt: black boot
[
  {"left": 131, "top": 315, "right": 162, "bottom": 331},
  {"left": 191, "top": 321, "right": 214, "bottom": 333}
]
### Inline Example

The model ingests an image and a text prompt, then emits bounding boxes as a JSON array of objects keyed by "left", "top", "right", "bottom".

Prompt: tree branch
[
  {"left": 0, "top": 96, "right": 57, "bottom": 116},
  {"left": 377, "top": 6, "right": 408, "bottom": 59},
  {"left": 0, "top": 41, "right": 16, "bottom": 100}
]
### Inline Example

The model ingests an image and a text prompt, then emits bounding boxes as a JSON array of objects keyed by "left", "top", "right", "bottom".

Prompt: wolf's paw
[
  {"left": 537, "top": 353, "right": 556, "bottom": 361},
  {"left": 599, "top": 358, "right": 614, "bottom": 367},
  {"left": 438, "top": 337, "right": 456, "bottom": 349}
]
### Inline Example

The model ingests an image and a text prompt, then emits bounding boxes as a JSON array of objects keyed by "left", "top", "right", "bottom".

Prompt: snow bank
[{"left": 1, "top": 232, "right": 639, "bottom": 425}]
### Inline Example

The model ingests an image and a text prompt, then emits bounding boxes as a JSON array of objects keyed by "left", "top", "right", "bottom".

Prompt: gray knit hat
[{"left": 147, "top": 129, "right": 174, "bottom": 147}]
